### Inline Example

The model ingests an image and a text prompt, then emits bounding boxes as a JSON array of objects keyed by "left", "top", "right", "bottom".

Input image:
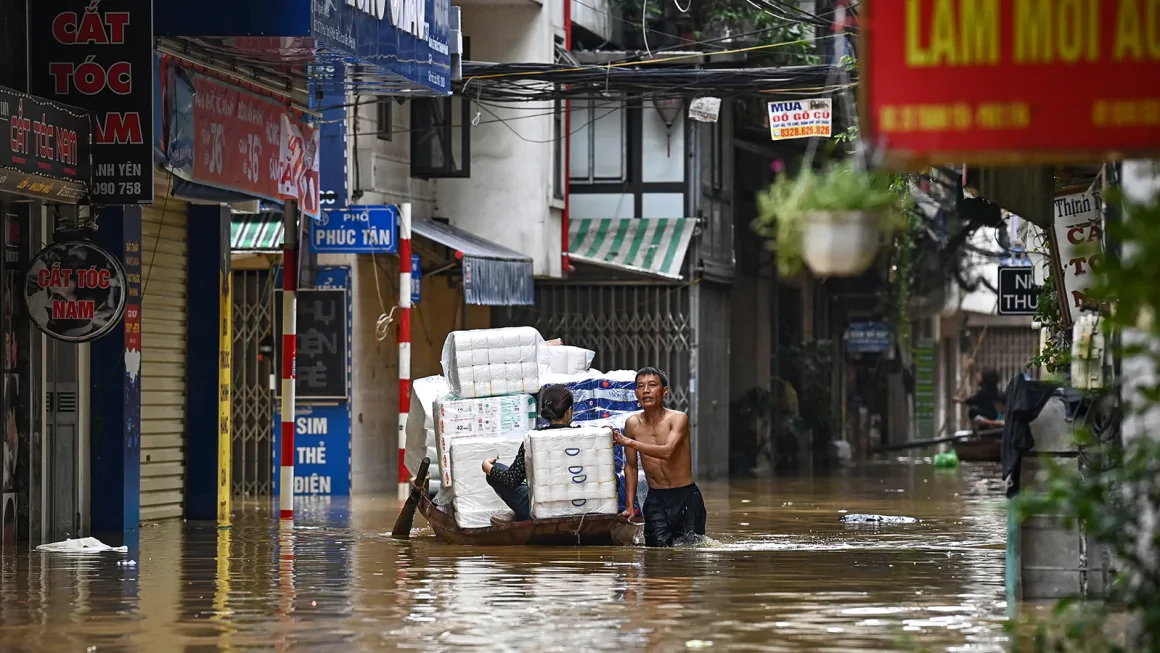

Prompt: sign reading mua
[
  {"left": 27, "top": 0, "right": 154, "bottom": 204},
  {"left": 24, "top": 240, "right": 127, "bottom": 343}
]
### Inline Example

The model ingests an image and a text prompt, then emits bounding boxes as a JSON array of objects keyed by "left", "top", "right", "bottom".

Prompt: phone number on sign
[{"left": 773, "top": 125, "right": 831, "bottom": 138}]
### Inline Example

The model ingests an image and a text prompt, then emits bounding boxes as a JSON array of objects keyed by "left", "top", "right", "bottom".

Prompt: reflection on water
[{"left": 0, "top": 462, "right": 1009, "bottom": 651}]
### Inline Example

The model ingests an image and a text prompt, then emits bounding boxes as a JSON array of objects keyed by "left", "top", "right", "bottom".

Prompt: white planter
[{"left": 801, "top": 211, "right": 883, "bottom": 277}]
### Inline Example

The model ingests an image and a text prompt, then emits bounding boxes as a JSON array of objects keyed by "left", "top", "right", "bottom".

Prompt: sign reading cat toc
[{"left": 24, "top": 240, "right": 127, "bottom": 343}]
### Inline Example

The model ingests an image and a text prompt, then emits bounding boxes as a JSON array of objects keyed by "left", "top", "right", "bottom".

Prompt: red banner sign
[
  {"left": 861, "top": 0, "right": 1160, "bottom": 166},
  {"left": 190, "top": 74, "right": 319, "bottom": 217}
]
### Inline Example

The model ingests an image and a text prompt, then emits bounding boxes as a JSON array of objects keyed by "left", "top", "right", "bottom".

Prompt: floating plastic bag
[{"left": 36, "top": 537, "right": 128, "bottom": 554}]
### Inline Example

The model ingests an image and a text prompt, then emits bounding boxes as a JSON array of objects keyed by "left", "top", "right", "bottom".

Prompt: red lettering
[
  {"left": 1070, "top": 257, "right": 1089, "bottom": 276},
  {"left": 48, "top": 63, "right": 74, "bottom": 95},
  {"left": 1088, "top": 221, "right": 1103, "bottom": 243},
  {"left": 1067, "top": 223, "right": 1087, "bottom": 245},
  {"left": 105, "top": 12, "right": 130, "bottom": 44},
  {"left": 37, "top": 269, "right": 51, "bottom": 287},
  {"left": 107, "top": 62, "right": 131, "bottom": 95},
  {"left": 95, "top": 112, "right": 143, "bottom": 145},
  {"left": 52, "top": 12, "right": 79, "bottom": 44},
  {"left": 1072, "top": 290, "right": 1090, "bottom": 309},
  {"left": 73, "top": 58, "right": 106, "bottom": 95},
  {"left": 76, "top": 7, "right": 109, "bottom": 44},
  {"left": 51, "top": 299, "right": 95, "bottom": 321}
]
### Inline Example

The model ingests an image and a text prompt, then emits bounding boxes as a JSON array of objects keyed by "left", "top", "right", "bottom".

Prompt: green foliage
[
  {"left": 1013, "top": 187, "right": 1160, "bottom": 651},
  {"left": 752, "top": 158, "right": 910, "bottom": 276},
  {"left": 1030, "top": 274, "right": 1072, "bottom": 374}
]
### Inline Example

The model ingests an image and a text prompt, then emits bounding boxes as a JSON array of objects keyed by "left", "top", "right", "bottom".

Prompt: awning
[
  {"left": 411, "top": 219, "right": 535, "bottom": 307},
  {"left": 568, "top": 217, "right": 697, "bottom": 279},
  {"left": 231, "top": 215, "right": 284, "bottom": 252}
]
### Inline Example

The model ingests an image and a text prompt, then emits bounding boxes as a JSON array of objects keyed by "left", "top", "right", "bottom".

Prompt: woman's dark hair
[
  {"left": 979, "top": 369, "right": 1001, "bottom": 397},
  {"left": 539, "top": 384, "right": 574, "bottom": 422}
]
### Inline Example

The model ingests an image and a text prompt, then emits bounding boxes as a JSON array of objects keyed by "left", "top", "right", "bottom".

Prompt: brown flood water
[{"left": 0, "top": 461, "right": 1010, "bottom": 652}]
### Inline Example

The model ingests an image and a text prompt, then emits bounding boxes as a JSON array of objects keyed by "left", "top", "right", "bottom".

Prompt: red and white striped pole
[
  {"left": 280, "top": 200, "right": 300, "bottom": 521},
  {"left": 397, "top": 203, "right": 413, "bottom": 501}
]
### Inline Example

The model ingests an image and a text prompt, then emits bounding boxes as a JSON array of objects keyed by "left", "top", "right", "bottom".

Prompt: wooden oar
[
  {"left": 874, "top": 428, "right": 1003, "bottom": 454},
  {"left": 392, "top": 457, "right": 430, "bottom": 540}
]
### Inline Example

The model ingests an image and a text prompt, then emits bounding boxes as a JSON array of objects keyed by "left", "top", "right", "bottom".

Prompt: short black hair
[{"left": 635, "top": 366, "right": 668, "bottom": 388}]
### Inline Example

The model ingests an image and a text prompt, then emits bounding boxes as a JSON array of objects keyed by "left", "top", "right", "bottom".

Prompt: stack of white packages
[
  {"left": 524, "top": 426, "right": 618, "bottom": 519},
  {"left": 448, "top": 434, "right": 526, "bottom": 528},
  {"left": 434, "top": 394, "right": 536, "bottom": 488},
  {"left": 546, "top": 345, "right": 595, "bottom": 375},
  {"left": 404, "top": 375, "right": 450, "bottom": 490},
  {"left": 441, "top": 327, "right": 545, "bottom": 399}
]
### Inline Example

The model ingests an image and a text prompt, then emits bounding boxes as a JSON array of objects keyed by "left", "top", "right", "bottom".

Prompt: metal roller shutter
[{"left": 140, "top": 198, "right": 189, "bottom": 521}]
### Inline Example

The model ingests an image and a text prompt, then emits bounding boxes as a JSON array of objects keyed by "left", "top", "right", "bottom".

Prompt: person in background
[
  {"left": 482, "top": 384, "right": 575, "bottom": 525},
  {"left": 954, "top": 368, "right": 1002, "bottom": 424},
  {"left": 975, "top": 397, "right": 1007, "bottom": 430}
]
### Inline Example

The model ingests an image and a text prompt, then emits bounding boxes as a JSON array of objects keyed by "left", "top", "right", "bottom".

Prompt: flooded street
[{"left": 0, "top": 462, "right": 1009, "bottom": 652}]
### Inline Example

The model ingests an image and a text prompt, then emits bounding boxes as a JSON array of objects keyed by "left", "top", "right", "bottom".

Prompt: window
[
  {"left": 376, "top": 100, "right": 392, "bottom": 141},
  {"left": 410, "top": 38, "right": 471, "bottom": 179},
  {"left": 410, "top": 95, "right": 471, "bottom": 179},
  {"left": 569, "top": 96, "right": 626, "bottom": 183},
  {"left": 553, "top": 96, "right": 564, "bottom": 200}
]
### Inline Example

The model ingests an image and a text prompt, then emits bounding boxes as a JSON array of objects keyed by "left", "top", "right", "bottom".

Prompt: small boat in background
[{"left": 950, "top": 429, "right": 1002, "bottom": 463}]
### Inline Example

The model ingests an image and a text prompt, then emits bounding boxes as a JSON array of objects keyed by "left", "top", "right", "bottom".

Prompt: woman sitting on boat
[
  {"left": 482, "top": 384, "right": 575, "bottom": 525},
  {"left": 954, "top": 368, "right": 1002, "bottom": 424}
]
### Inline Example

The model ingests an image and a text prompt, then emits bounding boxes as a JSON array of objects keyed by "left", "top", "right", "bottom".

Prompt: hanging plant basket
[
  {"left": 754, "top": 159, "right": 909, "bottom": 279},
  {"left": 801, "top": 210, "right": 883, "bottom": 277}
]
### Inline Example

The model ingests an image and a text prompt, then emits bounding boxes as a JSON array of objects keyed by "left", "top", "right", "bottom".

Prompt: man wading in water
[{"left": 614, "top": 367, "right": 707, "bottom": 547}]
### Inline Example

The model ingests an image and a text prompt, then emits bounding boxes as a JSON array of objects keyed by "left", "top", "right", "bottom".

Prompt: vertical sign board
[
  {"left": 272, "top": 266, "right": 352, "bottom": 496},
  {"left": 998, "top": 267, "right": 1040, "bottom": 316},
  {"left": 860, "top": 0, "right": 1160, "bottom": 166},
  {"left": 218, "top": 230, "right": 232, "bottom": 523},
  {"left": 27, "top": 0, "right": 155, "bottom": 204},
  {"left": 2, "top": 208, "right": 31, "bottom": 549},
  {"left": 1050, "top": 180, "right": 1105, "bottom": 325},
  {"left": 913, "top": 340, "right": 936, "bottom": 440},
  {"left": 411, "top": 254, "right": 421, "bottom": 304}
]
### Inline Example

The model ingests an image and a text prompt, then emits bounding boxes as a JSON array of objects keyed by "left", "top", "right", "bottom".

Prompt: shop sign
[
  {"left": 27, "top": 0, "right": 154, "bottom": 204},
  {"left": 309, "top": 205, "right": 398, "bottom": 254},
  {"left": 997, "top": 266, "right": 1039, "bottom": 316},
  {"left": 311, "top": 0, "right": 452, "bottom": 94},
  {"left": 272, "top": 403, "right": 352, "bottom": 496},
  {"left": 411, "top": 253, "right": 421, "bottom": 304},
  {"left": 1050, "top": 179, "right": 1105, "bottom": 325},
  {"left": 767, "top": 98, "right": 832, "bottom": 141},
  {"left": 168, "top": 70, "right": 320, "bottom": 217},
  {"left": 860, "top": 0, "right": 1160, "bottom": 166},
  {"left": 0, "top": 86, "right": 92, "bottom": 203},
  {"left": 24, "top": 240, "right": 127, "bottom": 343},
  {"left": 846, "top": 321, "right": 892, "bottom": 353}
]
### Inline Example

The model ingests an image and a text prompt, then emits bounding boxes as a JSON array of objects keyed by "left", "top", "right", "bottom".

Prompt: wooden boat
[
  {"left": 951, "top": 429, "right": 1002, "bottom": 463},
  {"left": 393, "top": 457, "right": 643, "bottom": 546}
]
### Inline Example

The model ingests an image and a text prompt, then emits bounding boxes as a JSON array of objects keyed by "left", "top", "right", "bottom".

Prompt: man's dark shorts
[{"left": 642, "top": 483, "right": 706, "bottom": 547}]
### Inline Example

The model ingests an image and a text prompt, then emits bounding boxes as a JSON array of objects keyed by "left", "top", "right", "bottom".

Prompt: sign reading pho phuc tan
[{"left": 860, "top": 0, "right": 1160, "bottom": 166}]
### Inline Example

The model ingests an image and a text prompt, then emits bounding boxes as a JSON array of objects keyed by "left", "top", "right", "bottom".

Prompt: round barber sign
[{"left": 24, "top": 240, "right": 127, "bottom": 343}]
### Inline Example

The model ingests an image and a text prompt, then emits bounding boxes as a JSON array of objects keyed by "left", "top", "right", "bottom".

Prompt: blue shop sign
[
  {"left": 273, "top": 403, "right": 352, "bottom": 496},
  {"left": 847, "top": 321, "right": 893, "bottom": 354},
  {"left": 411, "top": 254, "right": 421, "bottom": 304},
  {"left": 310, "top": 205, "right": 399, "bottom": 254},
  {"left": 154, "top": 0, "right": 451, "bottom": 95}
]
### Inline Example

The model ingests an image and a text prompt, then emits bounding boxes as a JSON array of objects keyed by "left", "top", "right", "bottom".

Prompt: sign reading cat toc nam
[
  {"left": 860, "top": 0, "right": 1160, "bottom": 166},
  {"left": 24, "top": 241, "right": 127, "bottom": 343}
]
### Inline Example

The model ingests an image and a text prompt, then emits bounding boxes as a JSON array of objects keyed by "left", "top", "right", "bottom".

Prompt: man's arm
[
  {"left": 615, "top": 413, "right": 689, "bottom": 461},
  {"left": 622, "top": 439, "right": 638, "bottom": 519}
]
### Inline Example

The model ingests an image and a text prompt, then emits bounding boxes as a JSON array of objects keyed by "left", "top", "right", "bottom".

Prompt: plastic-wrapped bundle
[
  {"left": 434, "top": 394, "right": 536, "bottom": 489},
  {"left": 440, "top": 327, "right": 546, "bottom": 399},
  {"left": 404, "top": 375, "right": 450, "bottom": 491},
  {"left": 524, "top": 426, "right": 618, "bottom": 519},
  {"left": 449, "top": 434, "right": 525, "bottom": 528},
  {"left": 546, "top": 345, "right": 596, "bottom": 374}
]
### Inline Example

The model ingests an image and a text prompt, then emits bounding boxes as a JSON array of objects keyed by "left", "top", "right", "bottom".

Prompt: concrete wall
[
  {"left": 436, "top": 5, "right": 564, "bottom": 278},
  {"left": 350, "top": 97, "right": 437, "bottom": 214}
]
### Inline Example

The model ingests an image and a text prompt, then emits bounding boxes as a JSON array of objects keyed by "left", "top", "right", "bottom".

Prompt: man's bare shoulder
[
  {"left": 663, "top": 409, "right": 689, "bottom": 427},
  {"left": 623, "top": 412, "right": 643, "bottom": 435}
]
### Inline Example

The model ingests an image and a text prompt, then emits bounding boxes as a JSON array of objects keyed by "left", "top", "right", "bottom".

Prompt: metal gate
[
  {"left": 975, "top": 326, "right": 1041, "bottom": 388},
  {"left": 500, "top": 284, "right": 693, "bottom": 412},
  {"left": 231, "top": 269, "right": 276, "bottom": 497}
]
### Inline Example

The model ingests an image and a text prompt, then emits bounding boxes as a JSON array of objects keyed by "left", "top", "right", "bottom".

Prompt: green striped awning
[
  {"left": 231, "top": 215, "right": 284, "bottom": 252},
  {"left": 568, "top": 217, "right": 697, "bottom": 279}
]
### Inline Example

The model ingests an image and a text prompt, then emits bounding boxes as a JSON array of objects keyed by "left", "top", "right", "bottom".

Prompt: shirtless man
[{"left": 613, "top": 367, "right": 707, "bottom": 547}]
